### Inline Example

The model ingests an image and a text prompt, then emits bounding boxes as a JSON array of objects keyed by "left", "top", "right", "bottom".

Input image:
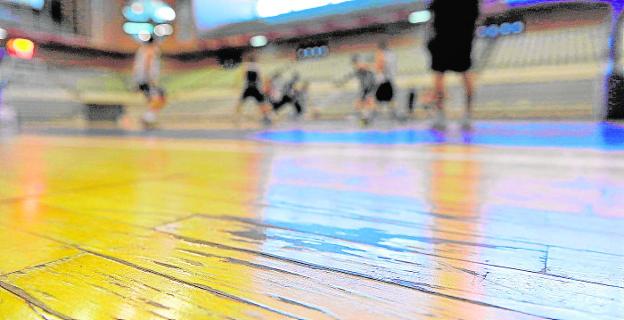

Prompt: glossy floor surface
[{"left": 0, "top": 121, "right": 623, "bottom": 320}]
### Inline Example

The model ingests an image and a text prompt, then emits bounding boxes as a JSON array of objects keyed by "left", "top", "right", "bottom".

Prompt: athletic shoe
[
  {"left": 390, "top": 109, "right": 400, "bottom": 121},
  {"left": 141, "top": 112, "right": 158, "bottom": 130},
  {"left": 141, "top": 119, "right": 157, "bottom": 130},
  {"left": 290, "top": 112, "right": 303, "bottom": 121},
  {"left": 360, "top": 117, "right": 371, "bottom": 127},
  {"left": 360, "top": 110, "right": 372, "bottom": 127},
  {"left": 142, "top": 111, "right": 157, "bottom": 123},
  {"left": 390, "top": 110, "right": 408, "bottom": 123},
  {"left": 431, "top": 111, "right": 446, "bottom": 130},
  {"left": 460, "top": 115, "right": 473, "bottom": 131},
  {"left": 431, "top": 120, "right": 446, "bottom": 131}
]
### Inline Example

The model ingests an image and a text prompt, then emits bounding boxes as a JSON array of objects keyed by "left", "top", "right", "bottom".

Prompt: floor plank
[
  {"left": 0, "top": 286, "right": 63, "bottom": 320},
  {"left": 156, "top": 215, "right": 624, "bottom": 320},
  {"left": 3, "top": 253, "right": 289, "bottom": 320},
  {"left": 1, "top": 125, "right": 623, "bottom": 320},
  {"left": 0, "top": 204, "right": 543, "bottom": 320},
  {"left": 0, "top": 205, "right": 544, "bottom": 319},
  {"left": 0, "top": 225, "right": 78, "bottom": 275}
]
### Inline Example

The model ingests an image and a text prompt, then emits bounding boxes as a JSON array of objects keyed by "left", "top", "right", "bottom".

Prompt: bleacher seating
[
  {"left": 0, "top": 57, "right": 128, "bottom": 121},
  {"left": 1, "top": 22, "right": 610, "bottom": 122},
  {"left": 486, "top": 23, "right": 607, "bottom": 69},
  {"left": 163, "top": 23, "right": 608, "bottom": 90}
]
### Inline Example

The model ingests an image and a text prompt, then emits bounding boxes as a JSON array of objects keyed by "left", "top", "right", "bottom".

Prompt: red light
[{"left": 7, "top": 38, "right": 35, "bottom": 60}]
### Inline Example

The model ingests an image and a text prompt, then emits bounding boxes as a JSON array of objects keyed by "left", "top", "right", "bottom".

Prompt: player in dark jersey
[
  {"left": 293, "top": 80, "right": 310, "bottom": 116},
  {"left": 272, "top": 72, "right": 304, "bottom": 118},
  {"left": 234, "top": 55, "right": 272, "bottom": 125}
]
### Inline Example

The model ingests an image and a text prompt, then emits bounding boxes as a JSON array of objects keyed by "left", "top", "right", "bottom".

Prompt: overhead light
[
  {"left": 512, "top": 21, "right": 525, "bottom": 34},
  {"left": 7, "top": 38, "right": 35, "bottom": 60},
  {"left": 123, "top": 5, "right": 149, "bottom": 22},
  {"left": 123, "top": 22, "right": 154, "bottom": 35},
  {"left": 256, "top": 0, "right": 352, "bottom": 18},
  {"left": 6, "top": 0, "right": 44, "bottom": 10},
  {"left": 30, "top": 0, "right": 45, "bottom": 10},
  {"left": 137, "top": 31, "right": 152, "bottom": 42},
  {"left": 154, "top": 24, "right": 173, "bottom": 37},
  {"left": 250, "top": 35, "right": 268, "bottom": 48},
  {"left": 485, "top": 25, "right": 499, "bottom": 38},
  {"left": 130, "top": 2, "right": 144, "bottom": 14},
  {"left": 155, "top": 6, "right": 176, "bottom": 22},
  {"left": 408, "top": 10, "right": 431, "bottom": 24}
]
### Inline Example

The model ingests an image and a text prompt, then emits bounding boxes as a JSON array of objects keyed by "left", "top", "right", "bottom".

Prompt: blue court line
[{"left": 253, "top": 122, "right": 624, "bottom": 150}]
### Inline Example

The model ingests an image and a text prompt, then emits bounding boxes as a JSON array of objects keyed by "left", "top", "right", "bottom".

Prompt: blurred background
[{"left": 0, "top": 0, "right": 620, "bottom": 127}]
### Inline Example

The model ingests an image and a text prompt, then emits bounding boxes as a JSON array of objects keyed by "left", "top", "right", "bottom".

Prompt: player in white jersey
[{"left": 133, "top": 37, "right": 165, "bottom": 128}]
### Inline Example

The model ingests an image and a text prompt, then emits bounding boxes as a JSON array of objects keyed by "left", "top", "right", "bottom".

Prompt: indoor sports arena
[{"left": 0, "top": 1, "right": 623, "bottom": 319}]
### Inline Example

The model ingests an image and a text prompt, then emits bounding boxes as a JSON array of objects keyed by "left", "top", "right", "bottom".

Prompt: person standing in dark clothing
[{"left": 427, "top": 0, "right": 480, "bottom": 130}]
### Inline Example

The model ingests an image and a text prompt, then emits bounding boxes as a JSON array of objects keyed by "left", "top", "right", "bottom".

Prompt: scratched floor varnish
[{"left": 1, "top": 123, "right": 623, "bottom": 320}]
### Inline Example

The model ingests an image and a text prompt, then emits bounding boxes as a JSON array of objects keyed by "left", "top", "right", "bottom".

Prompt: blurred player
[
  {"left": 337, "top": 54, "right": 376, "bottom": 126},
  {"left": 419, "top": 87, "right": 437, "bottom": 117},
  {"left": 374, "top": 40, "right": 400, "bottom": 120},
  {"left": 272, "top": 72, "right": 304, "bottom": 118},
  {"left": 295, "top": 80, "right": 310, "bottom": 117},
  {"left": 234, "top": 55, "right": 272, "bottom": 125},
  {"left": 142, "top": 87, "right": 167, "bottom": 129},
  {"left": 132, "top": 36, "right": 164, "bottom": 128},
  {"left": 427, "top": 0, "right": 480, "bottom": 130},
  {"left": 406, "top": 87, "right": 418, "bottom": 115},
  {"left": 265, "top": 72, "right": 284, "bottom": 108}
]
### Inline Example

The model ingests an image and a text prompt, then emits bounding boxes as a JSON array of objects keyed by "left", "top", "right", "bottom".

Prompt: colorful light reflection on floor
[{"left": 1, "top": 124, "right": 623, "bottom": 319}]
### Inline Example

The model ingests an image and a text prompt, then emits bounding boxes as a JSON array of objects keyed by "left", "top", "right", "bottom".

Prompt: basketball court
[
  {"left": 2, "top": 0, "right": 624, "bottom": 318},
  {"left": 1, "top": 120, "right": 622, "bottom": 320}
]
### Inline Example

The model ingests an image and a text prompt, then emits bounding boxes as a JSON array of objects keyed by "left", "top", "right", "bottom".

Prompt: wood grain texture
[
  {"left": 0, "top": 286, "right": 64, "bottom": 320},
  {"left": 0, "top": 131, "right": 623, "bottom": 320}
]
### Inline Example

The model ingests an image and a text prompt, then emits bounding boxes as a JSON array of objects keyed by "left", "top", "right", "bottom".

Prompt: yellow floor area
[{"left": 0, "top": 132, "right": 623, "bottom": 320}]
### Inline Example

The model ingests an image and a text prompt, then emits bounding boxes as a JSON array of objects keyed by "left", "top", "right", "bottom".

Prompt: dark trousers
[{"left": 273, "top": 95, "right": 303, "bottom": 115}]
